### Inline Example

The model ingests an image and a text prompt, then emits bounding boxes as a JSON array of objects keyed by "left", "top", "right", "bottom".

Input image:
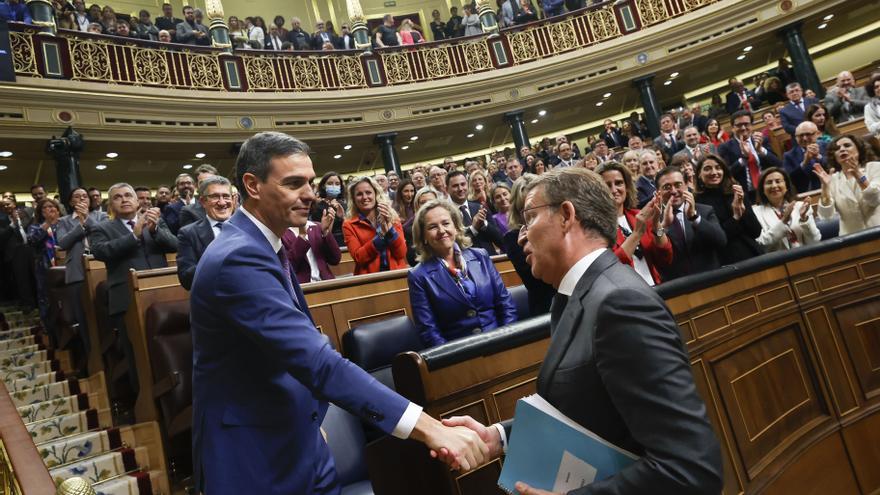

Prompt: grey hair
[
  {"left": 235, "top": 132, "right": 311, "bottom": 201},
  {"left": 107, "top": 182, "right": 133, "bottom": 196},
  {"left": 523, "top": 168, "right": 617, "bottom": 247},
  {"left": 197, "top": 175, "right": 231, "bottom": 197},
  {"left": 785, "top": 82, "right": 802, "bottom": 92}
]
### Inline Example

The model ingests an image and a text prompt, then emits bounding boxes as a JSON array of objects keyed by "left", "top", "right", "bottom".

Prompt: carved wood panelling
[
  {"left": 833, "top": 295, "right": 880, "bottom": 401},
  {"left": 491, "top": 378, "right": 537, "bottom": 422},
  {"left": 803, "top": 307, "right": 860, "bottom": 416},
  {"left": 841, "top": 413, "right": 880, "bottom": 493}
]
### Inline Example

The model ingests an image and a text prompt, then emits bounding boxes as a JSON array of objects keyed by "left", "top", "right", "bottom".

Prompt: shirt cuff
[
  {"left": 493, "top": 423, "right": 508, "bottom": 453},
  {"left": 692, "top": 215, "right": 702, "bottom": 226},
  {"left": 392, "top": 402, "right": 423, "bottom": 439},
  {"left": 469, "top": 225, "right": 479, "bottom": 236}
]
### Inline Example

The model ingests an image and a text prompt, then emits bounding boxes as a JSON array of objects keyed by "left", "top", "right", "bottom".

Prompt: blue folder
[{"left": 498, "top": 394, "right": 638, "bottom": 494}]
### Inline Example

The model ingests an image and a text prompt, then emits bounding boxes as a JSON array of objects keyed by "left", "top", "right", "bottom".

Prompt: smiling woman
[{"left": 342, "top": 176, "right": 408, "bottom": 275}]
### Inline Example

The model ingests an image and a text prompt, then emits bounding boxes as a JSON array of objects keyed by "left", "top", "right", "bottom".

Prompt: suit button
[
  {"left": 472, "top": 328, "right": 481, "bottom": 335},
  {"left": 466, "top": 309, "right": 477, "bottom": 317},
  {"left": 311, "top": 412, "right": 318, "bottom": 421}
]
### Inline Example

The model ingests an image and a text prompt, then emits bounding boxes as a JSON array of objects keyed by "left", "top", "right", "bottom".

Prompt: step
[
  {"left": 9, "top": 378, "right": 80, "bottom": 408},
  {"left": 18, "top": 393, "right": 92, "bottom": 423},
  {"left": 27, "top": 408, "right": 113, "bottom": 444},
  {"left": 0, "top": 343, "right": 41, "bottom": 359},
  {"left": 49, "top": 446, "right": 149, "bottom": 487},
  {"left": 0, "top": 334, "right": 36, "bottom": 351},
  {"left": 5, "top": 370, "right": 63, "bottom": 391},
  {"left": 78, "top": 372, "right": 108, "bottom": 397},
  {"left": 0, "top": 327, "right": 35, "bottom": 342},
  {"left": 38, "top": 428, "right": 124, "bottom": 468},
  {"left": 119, "top": 422, "right": 171, "bottom": 495},
  {"left": 2, "top": 360, "right": 58, "bottom": 384},
  {"left": 0, "top": 349, "right": 49, "bottom": 369},
  {"left": 92, "top": 470, "right": 159, "bottom": 495}
]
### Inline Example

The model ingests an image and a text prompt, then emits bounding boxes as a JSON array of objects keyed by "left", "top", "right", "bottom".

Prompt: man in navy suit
[
  {"left": 652, "top": 113, "right": 684, "bottom": 161},
  {"left": 725, "top": 78, "right": 758, "bottom": 115},
  {"left": 783, "top": 121, "right": 826, "bottom": 193},
  {"left": 189, "top": 132, "right": 487, "bottom": 494},
  {"left": 779, "top": 83, "right": 819, "bottom": 137},
  {"left": 176, "top": 176, "right": 233, "bottom": 290},
  {"left": 447, "top": 171, "right": 505, "bottom": 253},
  {"left": 161, "top": 173, "right": 196, "bottom": 235},
  {"left": 718, "top": 110, "right": 782, "bottom": 199}
]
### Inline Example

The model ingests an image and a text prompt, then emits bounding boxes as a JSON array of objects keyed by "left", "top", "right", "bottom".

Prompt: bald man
[
  {"left": 783, "top": 121, "right": 826, "bottom": 193},
  {"left": 824, "top": 70, "right": 869, "bottom": 122}
]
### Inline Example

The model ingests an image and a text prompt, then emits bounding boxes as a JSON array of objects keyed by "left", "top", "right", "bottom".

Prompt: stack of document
[{"left": 498, "top": 394, "right": 638, "bottom": 493}]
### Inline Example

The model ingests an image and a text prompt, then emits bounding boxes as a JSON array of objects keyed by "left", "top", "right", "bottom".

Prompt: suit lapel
[
  {"left": 427, "top": 258, "right": 468, "bottom": 305},
  {"left": 197, "top": 220, "right": 214, "bottom": 250}
]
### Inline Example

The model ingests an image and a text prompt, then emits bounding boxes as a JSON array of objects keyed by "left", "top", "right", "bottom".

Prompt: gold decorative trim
[{"left": 0, "top": 439, "right": 23, "bottom": 495}]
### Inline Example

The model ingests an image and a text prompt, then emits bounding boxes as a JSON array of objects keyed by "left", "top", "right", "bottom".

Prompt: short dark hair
[
  {"left": 827, "top": 134, "right": 867, "bottom": 170},
  {"left": 66, "top": 187, "right": 88, "bottom": 206},
  {"left": 655, "top": 165, "right": 683, "bottom": 189},
  {"left": 30, "top": 184, "right": 45, "bottom": 192},
  {"left": 756, "top": 167, "right": 797, "bottom": 205},
  {"left": 446, "top": 170, "right": 467, "bottom": 187},
  {"left": 157, "top": 184, "right": 170, "bottom": 191},
  {"left": 235, "top": 131, "right": 311, "bottom": 201},
  {"left": 87, "top": 187, "right": 101, "bottom": 193},
  {"left": 195, "top": 164, "right": 218, "bottom": 176},
  {"left": 695, "top": 153, "right": 737, "bottom": 195},
  {"left": 317, "top": 171, "right": 342, "bottom": 198},
  {"left": 865, "top": 75, "right": 880, "bottom": 98},
  {"left": 134, "top": 186, "right": 151, "bottom": 194},
  {"left": 730, "top": 109, "right": 753, "bottom": 127},
  {"left": 659, "top": 113, "right": 674, "bottom": 122}
]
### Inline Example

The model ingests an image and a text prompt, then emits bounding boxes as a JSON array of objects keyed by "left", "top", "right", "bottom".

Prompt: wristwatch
[{"left": 859, "top": 175, "right": 869, "bottom": 184}]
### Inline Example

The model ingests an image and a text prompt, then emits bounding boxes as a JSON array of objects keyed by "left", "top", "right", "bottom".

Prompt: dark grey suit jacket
[
  {"left": 179, "top": 202, "right": 207, "bottom": 230},
  {"left": 176, "top": 218, "right": 215, "bottom": 290},
  {"left": 55, "top": 210, "right": 108, "bottom": 284},
  {"left": 89, "top": 217, "right": 177, "bottom": 315},
  {"left": 658, "top": 203, "right": 727, "bottom": 281},
  {"left": 506, "top": 250, "right": 722, "bottom": 494}
]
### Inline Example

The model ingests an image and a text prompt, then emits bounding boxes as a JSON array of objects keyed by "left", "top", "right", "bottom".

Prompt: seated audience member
[
  {"left": 90, "top": 183, "right": 177, "bottom": 394},
  {"left": 405, "top": 187, "right": 439, "bottom": 266},
  {"left": 718, "top": 110, "right": 782, "bottom": 199},
  {"left": 700, "top": 118, "right": 729, "bottom": 148},
  {"left": 597, "top": 162, "right": 672, "bottom": 286},
  {"left": 408, "top": 200, "right": 517, "bottom": 347},
  {"left": 26, "top": 198, "right": 62, "bottom": 335},
  {"left": 753, "top": 168, "right": 821, "bottom": 252},
  {"left": 815, "top": 135, "right": 880, "bottom": 235},
  {"left": 783, "top": 121, "right": 826, "bottom": 193},
  {"left": 392, "top": 179, "right": 416, "bottom": 225},
  {"left": 695, "top": 154, "right": 763, "bottom": 265},
  {"left": 621, "top": 150, "right": 641, "bottom": 179},
  {"left": 162, "top": 173, "right": 196, "bottom": 234},
  {"left": 824, "top": 71, "right": 869, "bottom": 123},
  {"left": 281, "top": 200, "right": 341, "bottom": 284},
  {"left": 490, "top": 182, "right": 512, "bottom": 234},
  {"left": 468, "top": 169, "right": 490, "bottom": 207},
  {"left": 310, "top": 171, "right": 347, "bottom": 245},
  {"left": 655, "top": 167, "right": 727, "bottom": 281},
  {"left": 865, "top": 75, "right": 880, "bottom": 137},
  {"left": 180, "top": 164, "right": 218, "bottom": 228},
  {"left": 177, "top": 176, "right": 233, "bottom": 290},
  {"left": 636, "top": 149, "right": 661, "bottom": 208},
  {"left": 758, "top": 76, "right": 787, "bottom": 106},
  {"left": 343, "top": 177, "right": 407, "bottom": 275},
  {"left": 446, "top": 171, "right": 504, "bottom": 254},
  {"left": 805, "top": 103, "right": 838, "bottom": 145}
]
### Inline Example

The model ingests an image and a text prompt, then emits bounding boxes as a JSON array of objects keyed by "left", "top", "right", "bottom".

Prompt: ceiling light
[
  {"left": 743, "top": 46, "right": 753, "bottom": 52},
  {"left": 817, "top": 23, "right": 827, "bottom": 29},
  {"left": 664, "top": 80, "right": 673, "bottom": 86},
  {"left": 95, "top": 164, "right": 107, "bottom": 170},
  {"left": 105, "top": 152, "right": 118, "bottom": 158},
  {"left": 410, "top": 136, "right": 418, "bottom": 141},
  {"left": 603, "top": 92, "right": 612, "bottom": 98},
  {"left": 595, "top": 101, "right": 604, "bottom": 106},
  {"left": 183, "top": 164, "right": 193, "bottom": 169},
  {"left": 475, "top": 124, "right": 484, "bottom": 130},
  {"left": 0, "top": 165, "right": 7, "bottom": 171},
  {"left": 401, "top": 145, "right": 409, "bottom": 150},
  {"left": 467, "top": 133, "right": 475, "bottom": 138},
  {"left": 333, "top": 154, "right": 342, "bottom": 159},
  {"left": 537, "top": 110, "right": 547, "bottom": 117},
  {"left": 531, "top": 119, "right": 539, "bottom": 124},
  {"left": 195, "top": 153, "right": 206, "bottom": 159},
  {"left": 736, "top": 54, "right": 746, "bottom": 60},
  {"left": 669, "top": 72, "right": 679, "bottom": 78},
  {"left": 823, "top": 14, "right": 833, "bottom": 21},
  {"left": 343, "top": 144, "right": 352, "bottom": 150},
  {"left": 0, "top": 151, "right": 13, "bottom": 158}
]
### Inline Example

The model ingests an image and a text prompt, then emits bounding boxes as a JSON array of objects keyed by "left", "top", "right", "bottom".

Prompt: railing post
[
  {"left": 25, "top": 0, "right": 56, "bottom": 34},
  {"left": 346, "top": 0, "right": 373, "bottom": 53},
  {"left": 477, "top": 0, "right": 500, "bottom": 37},
  {"left": 205, "top": 0, "right": 232, "bottom": 52}
]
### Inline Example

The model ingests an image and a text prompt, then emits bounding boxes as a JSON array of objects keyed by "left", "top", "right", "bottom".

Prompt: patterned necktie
[{"left": 459, "top": 205, "right": 472, "bottom": 226}]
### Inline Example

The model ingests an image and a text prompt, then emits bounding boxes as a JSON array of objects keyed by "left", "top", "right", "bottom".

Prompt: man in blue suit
[
  {"left": 779, "top": 82, "right": 819, "bottom": 137},
  {"left": 176, "top": 175, "right": 233, "bottom": 290},
  {"left": 189, "top": 132, "right": 487, "bottom": 495},
  {"left": 160, "top": 173, "right": 195, "bottom": 235},
  {"left": 783, "top": 121, "right": 826, "bottom": 193},
  {"left": 0, "top": 0, "right": 32, "bottom": 23},
  {"left": 718, "top": 110, "right": 782, "bottom": 199}
]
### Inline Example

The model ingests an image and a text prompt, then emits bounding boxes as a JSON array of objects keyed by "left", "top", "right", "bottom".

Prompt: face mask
[{"left": 325, "top": 185, "right": 341, "bottom": 198}]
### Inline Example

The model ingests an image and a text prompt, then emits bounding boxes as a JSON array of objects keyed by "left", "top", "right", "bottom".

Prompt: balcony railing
[{"left": 8, "top": 0, "right": 720, "bottom": 92}]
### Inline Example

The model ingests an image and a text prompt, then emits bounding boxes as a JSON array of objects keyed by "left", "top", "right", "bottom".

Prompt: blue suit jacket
[
  {"left": 0, "top": 3, "right": 32, "bottom": 23},
  {"left": 636, "top": 175, "right": 656, "bottom": 209},
  {"left": 161, "top": 199, "right": 187, "bottom": 235},
  {"left": 175, "top": 218, "right": 214, "bottom": 290},
  {"left": 190, "top": 209, "right": 409, "bottom": 494},
  {"left": 783, "top": 143, "right": 826, "bottom": 193},
  {"left": 408, "top": 247, "right": 517, "bottom": 347},
  {"left": 779, "top": 97, "right": 819, "bottom": 136},
  {"left": 717, "top": 137, "right": 782, "bottom": 194}
]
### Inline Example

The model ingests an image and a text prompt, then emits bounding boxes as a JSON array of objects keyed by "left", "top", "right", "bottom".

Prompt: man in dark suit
[
  {"left": 264, "top": 24, "right": 285, "bottom": 50},
  {"left": 656, "top": 167, "right": 727, "bottom": 280},
  {"left": 89, "top": 183, "right": 177, "bottom": 393},
  {"left": 725, "top": 77, "right": 758, "bottom": 115},
  {"left": 189, "top": 132, "right": 487, "bottom": 494},
  {"left": 334, "top": 23, "right": 355, "bottom": 49},
  {"left": 162, "top": 173, "right": 196, "bottom": 235},
  {"left": 177, "top": 176, "right": 233, "bottom": 290},
  {"left": 179, "top": 164, "right": 217, "bottom": 229},
  {"left": 652, "top": 113, "right": 684, "bottom": 160},
  {"left": 783, "top": 121, "right": 826, "bottom": 193},
  {"left": 310, "top": 20, "right": 335, "bottom": 50},
  {"left": 599, "top": 119, "right": 626, "bottom": 149},
  {"left": 636, "top": 149, "right": 661, "bottom": 208},
  {"left": 442, "top": 167, "right": 723, "bottom": 493},
  {"left": 0, "top": 195, "right": 36, "bottom": 308},
  {"left": 779, "top": 82, "right": 819, "bottom": 137},
  {"left": 673, "top": 126, "right": 716, "bottom": 165},
  {"left": 718, "top": 110, "right": 782, "bottom": 198},
  {"left": 447, "top": 171, "right": 504, "bottom": 253},
  {"left": 679, "top": 104, "right": 709, "bottom": 134},
  {"left": 287, "top": 17, "right": 310, "bottom": 50}
]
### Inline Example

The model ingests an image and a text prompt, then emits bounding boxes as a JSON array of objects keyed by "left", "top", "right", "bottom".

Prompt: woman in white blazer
[
  {"left": 752, "top": 168, "right": 821, "bottom": 252},
  {"left": 814, "top": 134, "right": 880, "bottom": 235}
]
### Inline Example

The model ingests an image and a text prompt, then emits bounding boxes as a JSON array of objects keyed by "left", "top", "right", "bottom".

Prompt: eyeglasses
[
  {"left": 733, "top": 121, "right": 752, "bottom": 128},
  {"left": 203, "top": 193, "right": 232, "bottom": 202},
  {"left": 521, "top": 203, "right": 556, "bottom": 229}
]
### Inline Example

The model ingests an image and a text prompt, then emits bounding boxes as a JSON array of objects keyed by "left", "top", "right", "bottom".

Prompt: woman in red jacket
[
  {"left": 596, "top": 161, "right": 673, "bottom": 286},
  {"left": 342, "top": 176, "right": 408, "bottom": 275}
]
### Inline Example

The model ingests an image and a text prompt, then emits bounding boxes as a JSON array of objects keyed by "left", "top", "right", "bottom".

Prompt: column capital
[
  {"left": 374, "top": 132, "right": 398, "bottom": 144},
  {"left": 503, "top": 110, "right": 525, "bottom": 123}
]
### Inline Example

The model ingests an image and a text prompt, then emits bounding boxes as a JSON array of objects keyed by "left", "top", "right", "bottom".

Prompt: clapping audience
[
  {"left": 752, "top": 168, "right": 821, "bottom": 252},
  {"left": 343, "top": 176, "right": 407, "bottom": 275},
  {"left": 815, "top": 135, "right": 880, "bottom": 235}
]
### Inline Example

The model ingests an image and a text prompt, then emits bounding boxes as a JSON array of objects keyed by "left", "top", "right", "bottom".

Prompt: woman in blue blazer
[{"left": 408, "top": 199, "right": 517, "bottom": 347}]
